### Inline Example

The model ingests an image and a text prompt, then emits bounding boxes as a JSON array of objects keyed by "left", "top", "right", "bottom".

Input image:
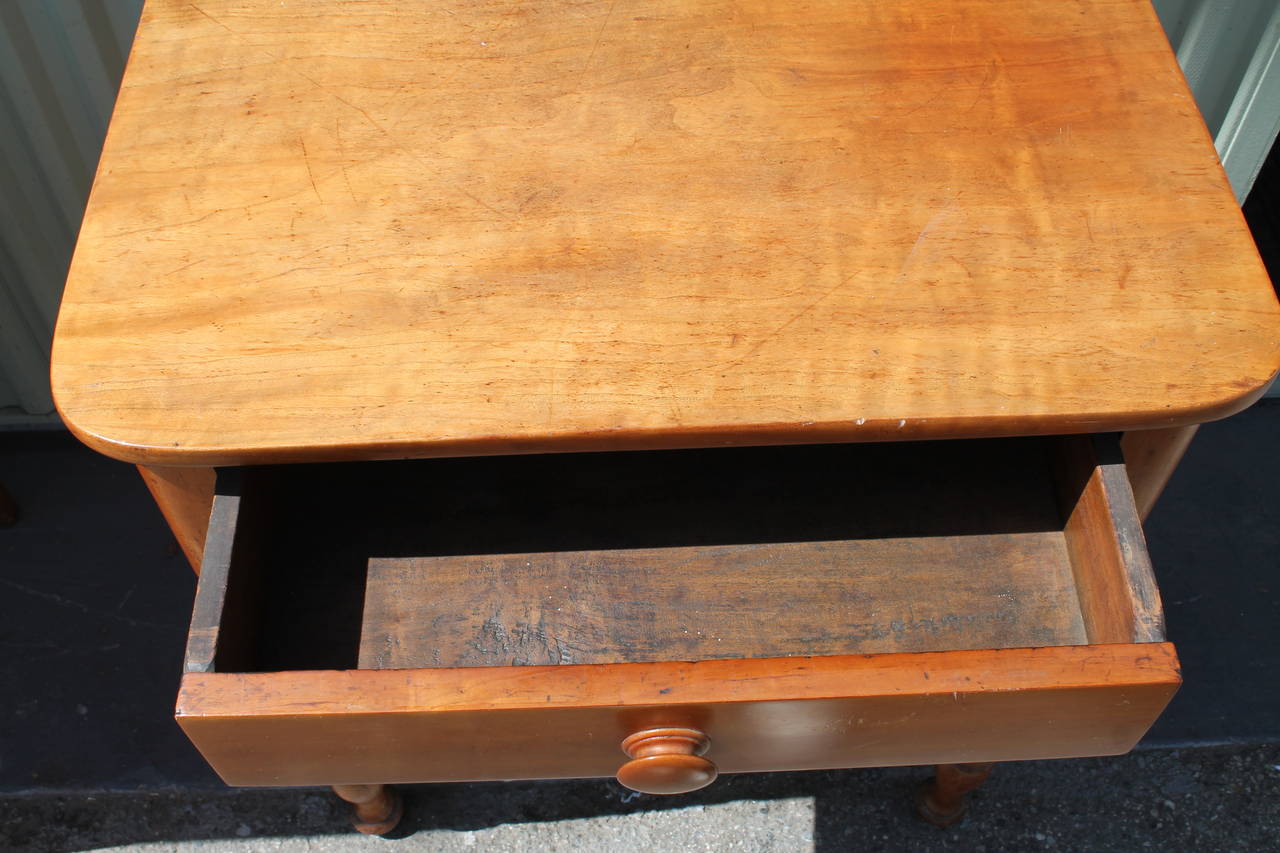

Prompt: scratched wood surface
[
  {"left": 357, "top": 535, "right": 1085, "bottom": 669},
  {"left": 52, "top": 0, "right": 1280, "bottom": 466}
]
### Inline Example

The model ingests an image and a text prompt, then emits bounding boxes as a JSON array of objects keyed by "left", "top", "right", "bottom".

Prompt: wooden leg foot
[
  {"left": 332, "top": 784, "right": 404, "bottom": 835},
  {"left": 915, "top": 762, "right": 994, "bottom": 827}
]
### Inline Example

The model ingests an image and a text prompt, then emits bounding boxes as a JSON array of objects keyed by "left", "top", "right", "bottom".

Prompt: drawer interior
[{"left": 187, "top": 435, "right": 1163, "bottom": 676}]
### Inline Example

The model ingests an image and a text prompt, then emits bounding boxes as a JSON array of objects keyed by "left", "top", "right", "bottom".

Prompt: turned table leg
[
  {"left": 915, "top": 762, "right": 995, "bottom": 827},
  {"left": 332, "top": 784, "right": 404, "bottom": 835}
]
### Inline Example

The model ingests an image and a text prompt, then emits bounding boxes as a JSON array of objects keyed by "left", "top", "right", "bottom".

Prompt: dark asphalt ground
[{"left": 2, "top": 745, "right": 1279, "bottom": 852}]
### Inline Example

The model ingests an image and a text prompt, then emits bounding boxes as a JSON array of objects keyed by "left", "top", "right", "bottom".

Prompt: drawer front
[
  {"left": 177, "top": 435, "right": 1179, "bottom": 787},
  {"left": 178, "top": 644, "right": 1179, "bottom": 786}
]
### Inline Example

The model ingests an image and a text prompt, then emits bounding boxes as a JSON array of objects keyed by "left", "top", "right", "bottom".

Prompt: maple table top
[{"left": 52, "top": 0, "right": 1280, "bottom": 466}]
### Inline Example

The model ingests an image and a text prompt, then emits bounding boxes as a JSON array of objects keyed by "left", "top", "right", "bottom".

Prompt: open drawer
[{"left": 177, "top": 435, "right": 1179, "bottom": 790}]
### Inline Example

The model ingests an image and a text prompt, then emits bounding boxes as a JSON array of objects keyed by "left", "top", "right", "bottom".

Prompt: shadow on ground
[{"left": 3, "top": 746, "right": 1279, "bottom": 852}]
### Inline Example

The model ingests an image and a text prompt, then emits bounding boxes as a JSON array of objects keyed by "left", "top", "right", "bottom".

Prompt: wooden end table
[{"left": 52, "top": 0, "right": 1280, "bottom": 834}]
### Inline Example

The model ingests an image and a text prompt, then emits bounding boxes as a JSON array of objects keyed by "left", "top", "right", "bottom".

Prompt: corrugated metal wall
[
  {"left": 0, "top": 0, "right": 142, "bottom": 424},
  {"left": 1155, "top": 0, "right": 1280, "bottom": 202},
  {"left": 0, "top": 1, "right": 1277, "bottom": 422},
  {"left": 1152, "top": 0, "right": 1280, "bottom": 397}
]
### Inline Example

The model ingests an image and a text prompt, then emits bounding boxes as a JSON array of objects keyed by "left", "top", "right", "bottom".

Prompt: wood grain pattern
[
  {"left": 1055, "top": 435, "right": 1165, "bottom": 644},
  {"left": 137, "top": 465, "right": 216, "bottom": 572},
  {"left": 184, "top": 468, "right": 274, "bottom": 675},
  {"left": 1121, "top": 426, "right": 1199, "bottom": 520},
  {"left": 53, "top": 0, "right": 1280, "bottom": 466},
  {"left": 182, "top": 482, "right": 239, "bottom": 674},
  {"left": 357, "top": 535, "right": 1086, "bottom": 669},
  {"left": 176, "top": 643, "right": 1180, "bottom": 786}
]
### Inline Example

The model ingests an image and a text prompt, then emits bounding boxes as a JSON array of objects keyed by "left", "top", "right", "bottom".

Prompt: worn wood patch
[{"left": 359, "top": 533, "right": 1085, "bottom": 669}]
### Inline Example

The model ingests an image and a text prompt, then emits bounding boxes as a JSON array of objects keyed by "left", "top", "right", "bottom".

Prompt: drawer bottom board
[{"left": 359, "top": 533, "right": 1086, "bottom": 669}]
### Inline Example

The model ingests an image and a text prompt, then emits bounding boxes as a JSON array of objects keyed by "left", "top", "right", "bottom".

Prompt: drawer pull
[{"left": 617, "top": 727, "right": 718, "bottom": 795}]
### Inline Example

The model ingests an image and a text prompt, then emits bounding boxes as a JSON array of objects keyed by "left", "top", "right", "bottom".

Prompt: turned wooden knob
[{"left": 617, "top": 727, "right": 718, "bottom": 795}]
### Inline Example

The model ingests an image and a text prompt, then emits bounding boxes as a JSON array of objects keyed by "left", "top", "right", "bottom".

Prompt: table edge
[{"left": 54, "top": 371, "right": 1277, "bottom": 466}]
